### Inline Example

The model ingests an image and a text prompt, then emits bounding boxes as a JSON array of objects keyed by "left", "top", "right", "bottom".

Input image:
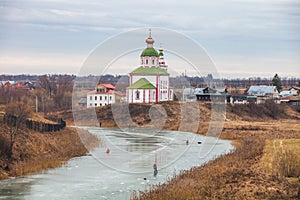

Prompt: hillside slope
[{"left": 0, "top": 125, "right": 98, "bottom": 179}]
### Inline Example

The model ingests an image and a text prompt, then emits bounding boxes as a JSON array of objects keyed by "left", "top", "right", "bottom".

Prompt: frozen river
[{"left": 0, "top": 127, "right": 234, "bottom": 200}]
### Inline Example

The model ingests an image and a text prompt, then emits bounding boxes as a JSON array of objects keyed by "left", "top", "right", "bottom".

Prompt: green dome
[{"left": 141, "top": 48, "right": 159, "bottom": 57}]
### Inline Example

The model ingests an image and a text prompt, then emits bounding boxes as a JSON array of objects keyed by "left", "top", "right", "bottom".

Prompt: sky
[{"left": 0, "top": 0, "right": 299, "bottom": 78}]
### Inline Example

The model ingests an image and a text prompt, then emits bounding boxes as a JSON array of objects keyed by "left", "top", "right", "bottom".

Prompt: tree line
[{"left": 0, "top": 74, "right": 75, "bottom": 113}]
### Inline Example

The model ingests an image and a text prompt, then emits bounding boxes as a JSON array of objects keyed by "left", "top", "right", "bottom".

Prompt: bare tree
[
  {"left": 54, "top": 75, "right": 74, "bottom": 110},
  {"left": 37, "top": 75, "right": 57, "bottom": 96},
  {"left": 5, "top": 101, "right": 32, "bottom": 158}
]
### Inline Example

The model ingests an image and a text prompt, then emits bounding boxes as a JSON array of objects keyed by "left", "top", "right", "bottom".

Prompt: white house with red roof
[
  {"left": 87, "top": 83, "right": 122, "bottom": 108},
  {"left": 126, "top": 31, "right": 173, "bottom": 103}
]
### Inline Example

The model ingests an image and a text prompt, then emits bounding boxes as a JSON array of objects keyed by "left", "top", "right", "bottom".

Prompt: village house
[
  {"left": 194, "top": 87, "right": 230, "bottom": 103},
  {"left": 230, "top": 95, "right": 257, "bottom": 104},
  {"left": 247, "top": 85, "right": 279, "bottom": 104},
  {"left": 279, "top": 86, "right": 300, "bottom": 97},
  {"left": 78, "top": 97, "right": 87, "bottom": 108},
  {"left": 279, "top": 86, "right": 300, "bottom": 105},
  {"left": 0, "top": 81, "right": 34, "bottom": 90},
  {"left": 126, "top": 31, "right": 173, "bottom": 103},
  {"left": 86, "top": 84, "right": 123, "bottom": 108}
]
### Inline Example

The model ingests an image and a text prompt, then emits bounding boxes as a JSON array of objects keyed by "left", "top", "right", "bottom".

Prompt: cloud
[
  {"left": 0, "top": 52, "right": 84, "bottom": 74},
  {"left": 0, "top": 0, "right": 299, "bottom": 77}
]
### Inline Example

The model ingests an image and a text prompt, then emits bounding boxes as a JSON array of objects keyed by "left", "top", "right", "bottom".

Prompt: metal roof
[
  {"left": 247, "top": 85, "right": 277, "bottom": 96},
  {"left": 128, "top": 78, "right": 156, "bottom": 89},
  {"left": 130, "top": 66, "right": 169, "bottom": 75},
  {"left": 78, "top": 98, "right": 87, "bottom": 104}
]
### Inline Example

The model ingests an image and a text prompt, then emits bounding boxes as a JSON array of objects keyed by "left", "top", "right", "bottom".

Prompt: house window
[
  {"left": 110, "top": 96, "right": 112, "bottom": 100},
  {"left": 136, "top": 90, "right": 140, "bottom": 99},
  {"left": 146, "top": 60, "right": 148, "bottom": 64},
  {"left": 152, "top": 60, "right": 154, "bottom": 65},
  {"left": 100, "top": 96, "right": 102, "bottom": 100},
  {"left": 90, "top": 103, "right": 92, "bottom": 106},
  {"left": 90, "top": 96, "right": 92, "bottom": 100},
  {"left": 97, "top": 88, "right": 105, "bottom": 93},
  {"left": 95, "top": 96, "right": 97, "bottom": 100},
  {"left": 95, "top": 103, "right": 97, "bottom": 106},
  {"left": 105, "top": 96, "right": 107, "bottom": 100},
  {"left": 100, "top": 103, "right": 102, "bottom": 106}
]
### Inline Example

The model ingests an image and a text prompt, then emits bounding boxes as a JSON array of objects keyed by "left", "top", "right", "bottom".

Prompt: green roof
[
  {"left": 158, "top": 52, "right": 164, "bottom": 56},
  {"left": 130, "top": 66, "right": 169, "bottom": 75},
  {"left": 141, "top": 48, "right": 159, "bottom": 57},
  {"left": 128, "top": 78, "right": 156, "bottom": 89}
]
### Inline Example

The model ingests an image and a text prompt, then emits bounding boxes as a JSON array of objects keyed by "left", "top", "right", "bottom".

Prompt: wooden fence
[{"left": 3, "top": 114, "right": 66, "bottom": 132}]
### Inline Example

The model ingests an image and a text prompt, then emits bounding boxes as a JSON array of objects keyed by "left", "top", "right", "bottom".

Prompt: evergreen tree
[{"left": 271, "top": 73, "right": 282, "bottom": 92}]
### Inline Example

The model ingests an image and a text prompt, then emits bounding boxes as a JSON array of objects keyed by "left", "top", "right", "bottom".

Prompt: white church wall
[{"left": 157, "top": 75, "right": 169, "bottom": 101}]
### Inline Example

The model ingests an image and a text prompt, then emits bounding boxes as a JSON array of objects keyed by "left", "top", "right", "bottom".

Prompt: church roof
[
  {"left": 128, "top": 78, "right": 156, "bottom": 89},
  {"left": 141, "top": 47, "right": 159, "bottom": 57},
  {"left": 130, "top": 66, "right": 169, "bottom": 75}
]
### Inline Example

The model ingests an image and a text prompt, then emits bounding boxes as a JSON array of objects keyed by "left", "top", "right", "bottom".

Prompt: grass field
[{"left": 261, "top": 138, "right": 300, "bottom": 178}]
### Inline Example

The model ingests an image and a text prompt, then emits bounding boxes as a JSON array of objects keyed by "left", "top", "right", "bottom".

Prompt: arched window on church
[{"left": 146, "top": 60, "right": 148, "bottom": 64}]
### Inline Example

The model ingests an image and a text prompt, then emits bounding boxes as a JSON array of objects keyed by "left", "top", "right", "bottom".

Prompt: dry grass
[
  {"left": 261, "top": 139, "right": 300, "bottom": 178},
  {"left": 28, "top": 113, "right": 58, "bottom": 124},
  {"left": 126, "top": 103, "right": 300, "bottom": 199},
  {"left": 0, "top": 126, "right": 99, "bottom": 179},
  {"left": 131, "top": 136, "right": 299, "bottom": 200}
]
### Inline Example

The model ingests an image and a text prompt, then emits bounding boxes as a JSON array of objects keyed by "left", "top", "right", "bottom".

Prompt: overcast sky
[{"left": 0, "top": 0, "right": 299, "bottom": 78}]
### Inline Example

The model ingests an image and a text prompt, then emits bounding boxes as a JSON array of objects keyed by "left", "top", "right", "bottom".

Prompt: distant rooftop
[{"left": 247, "top": 85, "right": 277, "bottom": 96}]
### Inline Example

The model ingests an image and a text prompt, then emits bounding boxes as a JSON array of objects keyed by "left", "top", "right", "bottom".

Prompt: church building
[{"left": 127, "top": 32, "right": 173, "bottom": 103}]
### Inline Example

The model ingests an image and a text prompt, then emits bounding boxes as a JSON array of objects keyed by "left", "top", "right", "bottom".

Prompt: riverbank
[
  {"left": 132, "top": 125, "right": 300, "bottom": 199},
  {"left": 124, "top": 102, "right": 300, "bottom": 199},
  {"left": 82, "top": 101, "right": 300, "bottom": 199},
  {"left": 2, "top": 101, "right": 299, "bottom": 198},
  {"left": 0, "top": 125, "right": 98, "bottom": 180}
]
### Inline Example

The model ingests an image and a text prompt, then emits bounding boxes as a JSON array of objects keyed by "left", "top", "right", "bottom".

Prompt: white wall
[
  {"left": 141, "top": 56, "right": 159, "bottom": 68},
  {"left": 158, "top": 75, "right": 169, "bottom": 101},
  {"left": 87, "top": 93, "right": 115, "bottom": 108},
  {"left": 127, "top": 89, "right": 156, "bottom": 103},
  {"left": 129, "top": 74, "right": 172, "bottom": 103}
]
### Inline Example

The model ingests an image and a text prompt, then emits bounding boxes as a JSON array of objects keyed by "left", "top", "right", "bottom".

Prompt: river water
[{"left": 0, "top": 127, "right": 234, "bottom": 200}]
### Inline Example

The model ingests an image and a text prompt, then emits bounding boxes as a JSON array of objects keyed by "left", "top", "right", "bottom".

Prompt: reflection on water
[{"left": 0, "top": 127, "right": 234, "bottom": 200}]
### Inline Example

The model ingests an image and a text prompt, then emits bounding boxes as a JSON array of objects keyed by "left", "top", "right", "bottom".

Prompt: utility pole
[{"left": 35, "top": 95, "right": 38, "bottom": 112}]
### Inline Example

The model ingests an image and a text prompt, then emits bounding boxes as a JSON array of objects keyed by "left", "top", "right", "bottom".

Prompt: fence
[{"left": 3, "top": 114, "right": 66, "bottom": 132}]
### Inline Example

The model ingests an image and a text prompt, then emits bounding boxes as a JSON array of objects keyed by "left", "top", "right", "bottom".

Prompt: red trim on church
[{"left": 156, "top": 75, "right": 159, "bottom": 103}]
